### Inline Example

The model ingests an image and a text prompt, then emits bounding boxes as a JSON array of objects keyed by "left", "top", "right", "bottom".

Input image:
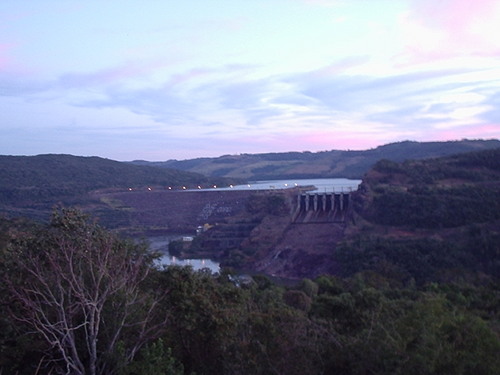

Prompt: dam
[{"left": 292, "top": 192, "right": 351, "bottom": 223}]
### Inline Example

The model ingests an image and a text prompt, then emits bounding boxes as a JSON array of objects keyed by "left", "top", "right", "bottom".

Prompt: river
[{"left": 148, "top": 235, "right": 220, "bottom": 273}]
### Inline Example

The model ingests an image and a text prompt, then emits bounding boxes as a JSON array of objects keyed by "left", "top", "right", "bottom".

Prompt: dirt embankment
[
  {"left": 91, "top": 189, "right": 255, "bottom": 235},
  {"left": 251, "top": 222, "right": 347, "bottom": 279}
]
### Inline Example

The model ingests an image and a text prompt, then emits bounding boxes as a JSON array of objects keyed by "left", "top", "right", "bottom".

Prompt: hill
[
  {"left": 333, "top": 147, "right": 500, "bottom": 284},
  {"left": 132, "top": 139, "right": 500, "bottom": 180},
  {"left": 356, "top": 147, "right": 500, "bottom": 228},
  {"left": 0, "top": 154, "right": 239, "bottom": 221}
]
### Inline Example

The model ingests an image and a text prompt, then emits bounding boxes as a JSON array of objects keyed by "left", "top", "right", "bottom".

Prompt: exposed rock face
[
  {"left": 252, "top": 222, "right": 346, "bottom": 279},
  {"left": 183, "top": 189, "right": 353, "bottom": 279}
]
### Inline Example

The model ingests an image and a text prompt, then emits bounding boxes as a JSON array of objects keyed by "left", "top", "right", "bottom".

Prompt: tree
[
  {"left": 120, "top": 339, "right": 184, "bottom": 375},
  {"left": 3, "top": 209, "right": 167, "bottom": 375}
]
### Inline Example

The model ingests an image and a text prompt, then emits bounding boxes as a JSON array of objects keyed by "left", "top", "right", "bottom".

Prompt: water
[
  {"left": 147, "top": 235, "right": 220, "bottom": 273},
  {"left": 189, "top": 178, "right": 361, "bottom": 193}
]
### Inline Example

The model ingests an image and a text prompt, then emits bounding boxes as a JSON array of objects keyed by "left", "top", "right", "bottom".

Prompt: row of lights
[
  {"left": 127, "top": 182, "right": 304, "bottom": 192},
  {"left": 128, "top": 184, "right": 243, "bottom": 191}
]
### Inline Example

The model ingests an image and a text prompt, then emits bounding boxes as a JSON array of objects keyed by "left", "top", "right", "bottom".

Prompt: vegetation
[
  {"left": 1, "top": 146, "right": 499, "bottom": 373},
  {"left": 358, "top": 148, "right": 500, "bottom": 228},
  {"left": 1, "top": 204, "right": 499, "bottom": 374},
  {"left": 334, "top": 230, "right": 500, "bottom": 285},
  {"left": 335, "top": 147, "right": 500, "bottom": 284},
  {"left": 1, "top": 209, "right": 167, "bottom": 375}
]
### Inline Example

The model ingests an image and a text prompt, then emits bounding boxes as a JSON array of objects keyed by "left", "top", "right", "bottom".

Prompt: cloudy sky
[{"left": 1, "top": 0, "right": 499, "bottom": 161}]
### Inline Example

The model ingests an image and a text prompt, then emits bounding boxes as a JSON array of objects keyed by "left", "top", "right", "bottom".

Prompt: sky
[{"left": 1, "top": 0, "right": 499, "bottom": 161}]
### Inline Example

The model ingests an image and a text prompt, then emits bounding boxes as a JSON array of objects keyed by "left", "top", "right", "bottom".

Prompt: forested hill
[
  {"left": 132, "top": 139, "right": 500, "bottom": 180},
  {"left": 0, "top": 154, "right": 237, "bottom": 219},
  {"left": 333, "top": 147, "right": 500, "bottom": 284},
  {"left": 0, "top": 154, "right": 222, "bottom": 190},
  {"left": 357, "top": 147, "right": 500, "bottom": 228}
]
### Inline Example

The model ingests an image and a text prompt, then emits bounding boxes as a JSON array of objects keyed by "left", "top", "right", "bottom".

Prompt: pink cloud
[
  {"left": 246, "top": 122, "right": 500, "bottom": 154},
  {"left": 0, "top": 43, "right": 16, "bottom": 71},
  {"left": 0, "top": 43, "right": 36, "bottom": 75},
  {"left": 414, "top": 0, "right": 493, "bottom": 34},
  {"left": 287, "top": 132, "right": 375, "bottom": 150},
  {"left": 428, "top": 124, "right": 500, "bottom": 141},
  {"left": 401, "top": 0, "right": 500, "bottom": 63},
  {"left": 232, "top": 130, "right": 389, "bottom": 153}
]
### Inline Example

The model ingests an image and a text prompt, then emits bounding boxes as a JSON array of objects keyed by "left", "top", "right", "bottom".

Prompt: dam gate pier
[{"left": 292, "top": 192, "right": 350, "bottom": 223}]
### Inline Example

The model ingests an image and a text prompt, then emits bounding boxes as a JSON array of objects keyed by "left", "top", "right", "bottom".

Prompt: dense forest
[
  {"left": 0, "top": 146, "right": 499, "bottom": 374},
  {"left": 0, "top": 154, "right": 241, "bottom": 200}
]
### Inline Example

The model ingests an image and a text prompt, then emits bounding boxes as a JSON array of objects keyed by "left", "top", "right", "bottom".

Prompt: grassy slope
[{"left": 145, "top": 140, "right": 500, "bottom": 179}]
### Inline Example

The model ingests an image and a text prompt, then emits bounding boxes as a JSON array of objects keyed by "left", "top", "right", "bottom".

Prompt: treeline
[
  {"left": 1, "top": 210, "right": 499, "bottom": 374},
  {"left": 334, "top": 227, "right": 500, "bottom": 285}
]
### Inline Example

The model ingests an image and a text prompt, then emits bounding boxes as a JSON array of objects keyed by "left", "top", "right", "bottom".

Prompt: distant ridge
[{"left": 130, "top": 139, "right": 500, "bottom": 180}]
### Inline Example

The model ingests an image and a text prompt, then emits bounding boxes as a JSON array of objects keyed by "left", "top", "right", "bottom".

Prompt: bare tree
[{"left": 4, "top": 209, "right": 167, "bottom": 375}]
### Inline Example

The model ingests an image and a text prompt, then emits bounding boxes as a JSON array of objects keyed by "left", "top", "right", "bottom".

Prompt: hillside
[
  {"left": 333, "top": 147, "right": 500, "bottom": 284},
  {"left": 356, "top": 147, "right": 500, "bottom": 228},
  {"left": 132, "top": 139, "right": 500, "bottom": 180},
  {"left": 0, "top": 154, "right": 239, "bottom": 221}
]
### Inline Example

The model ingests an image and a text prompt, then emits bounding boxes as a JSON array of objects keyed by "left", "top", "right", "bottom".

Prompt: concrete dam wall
[{"left": 292, "top": 192, "right": 350, "bottom": 223}]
